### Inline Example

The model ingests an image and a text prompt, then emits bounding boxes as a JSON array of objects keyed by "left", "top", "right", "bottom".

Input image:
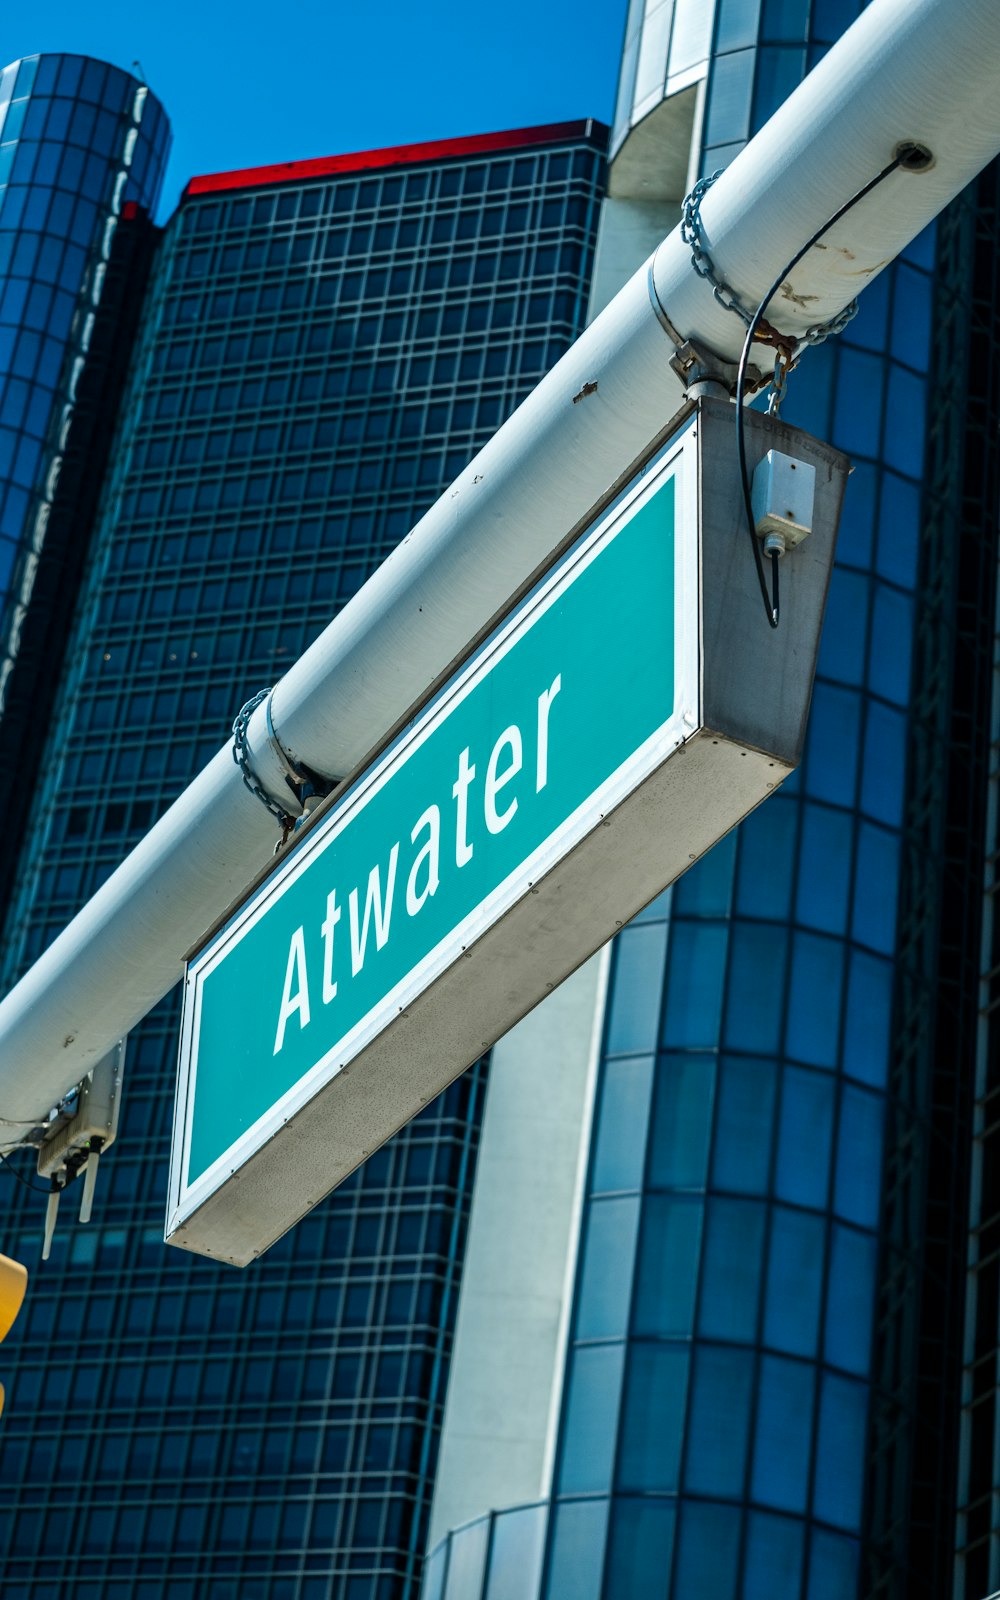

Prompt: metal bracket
[
  {"left": 37, "top": 1041, "right": 125, "bottom": 1251},
  {"left": 669, "top": 337, "right": 767, "bottom": 401},
  {"left": 647, "top": 261, "right": 766, "bottom": 400}
]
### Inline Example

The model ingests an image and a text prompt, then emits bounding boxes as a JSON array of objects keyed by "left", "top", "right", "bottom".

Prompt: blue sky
[{"left": 3, "top": 0, "right": 628, "bottom": 218}]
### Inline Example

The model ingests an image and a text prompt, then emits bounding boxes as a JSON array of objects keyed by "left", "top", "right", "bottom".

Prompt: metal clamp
[
  {"left": 37, "top": 1041, "right": 126, "bottom": 1257},
  {"left": 669, "top": 337, "right": 767, "bottom": 400},
  {"left": 232, "top": 688, "right": 334, "bottom": 842},
  {"left": 648, "top": 267, "right": 766, "bottom": 400}
]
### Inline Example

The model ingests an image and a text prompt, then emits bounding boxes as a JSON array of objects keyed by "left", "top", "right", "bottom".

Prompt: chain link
[
  {"left": 681, "top": 172, "right": 755, "bottom": 330},
  {"left": 768, "top": 349, "right": 791, "bottom": 417},
  {"left": 681, "top": 170, "right": 860, "bottom": 355},
  {"left": 231, "top": 688, "right": 296, "bottom": 834},
  {"left": 800, "top": 299, "right": 859, "bottom": 345}
]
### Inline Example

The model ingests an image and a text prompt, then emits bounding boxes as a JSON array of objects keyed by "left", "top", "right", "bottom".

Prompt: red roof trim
[{"left": 182, "top": 120, "right": 601, "bottom": 199}]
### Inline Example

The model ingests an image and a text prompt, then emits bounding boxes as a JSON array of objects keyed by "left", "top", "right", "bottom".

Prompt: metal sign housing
[{"left": 167, "top": 400, "right": 848, "bottom": 1265}]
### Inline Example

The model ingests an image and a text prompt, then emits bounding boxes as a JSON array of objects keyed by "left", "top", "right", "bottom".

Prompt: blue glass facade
[
  {"left": 0, "top": 54, "right": 169, "bottom": 905},
  {"left": 426, "top": 5, "right": 999, "bottom": 1599},
  {"left": 2, "top": 12, "right": 999, "bottom": 1600},
  {"left": 0, "top": 119, "right": 607, "bottom": 1597},
  {"left": 540, "top": 5, "right": 990, "bottom": 1598},
  {"left": 0, "top": 52, "right": 169, "bottom": 685}
]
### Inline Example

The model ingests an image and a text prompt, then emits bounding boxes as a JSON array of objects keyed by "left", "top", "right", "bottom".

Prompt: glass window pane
[
  {"left": 813, "top": 0, "right": 861, "bottom": 42},
  {"left": 868, "top": 582, "right": 914, "bottom": 706},
  {"left": 851, "top": 823, "right": 900, "bottom": 955},
  {"left": 617, "top": 1342, "right": 690, "bottom": 1492},
  {"left": 860, "top": 700, "right": 906, "bottom": 827},
  {"left": 764, "top": 1206, "right": 825, "bottom": 1357},
  {"left": 607, "top": 923, "right": 668, "bottom": 1054},
  {"left": 662, "top": 921, "right": 728, "bottom": 1047},
  {"left": 558, "top": 1343, "right": 625, "bottom": 1494},
  {"left": 698, "top": 1198, "right": 766, "bottom": 1341},
  {"left": 824, "top": 1223, "right": 877, "bottom": 1377},
  {"left": 883, "top": 366, "right": 927, "bottom": 479},
  {"left": 724, "top": 923, "right": 788, "bottom": 1054},
  {"left": 633, "top": 0, "right": 671, "bottom": 107},
  {"left": 808, "top": 1527, "right": 861, "bottom": 1600},
  {"left": 705, "top": 49, "right": 755, "bottom": 146},
  {"left": 443, "top": 1516, "right": 489, "bottom": 1600},
  {"left": 423, "top": 1542, "right": 447, "bottom": 1600},
  {"left": 744, "top": 1511, "right": 805, "bottom": 1600},
  {"left": 673, "top": 1501, "right": 742, "bottom": 1600},
  {"left": 545, "top": 1499, "right": 609, "bottom": 1600},
  {"left": 716, "top": 0, "right": 763, "bottom": 52},
  {"left": 876, "top": 470, "right": 920, "bottom": 589},
  {"left": 761, "top": 0, "right": 809, "bottom": 39},
  {"left": 775, "top": 1067, "right": 834, "bottom": 1209},
  {"left": 753, "top": 46, "right": 807, "bottom": 130},
  {"left": 901, "top": 219, "right": 936, "bottom": 270},
  {"left": 833, "top": 1084, "right": 884, "bottom": 1227},
  {"left": 669, "top": 0, "right": 715, "bottom": 74},
  {"left": 735, "top": 795, "right": 798, "bottom": 921},
  {"left": 785, "top": 931, "right": 843, "bottom": 1069},
  {"left": 783, "top": 341, "right": 835, "bottom": 439},
  {"left": 576, "top": 1197, "right": 641, "bottom": 1340},
  {"left": 684, "top": 1343, "right": 754, "bottom": 1496},
  {"left": 795, "top": 804, "right": 853, "bottom": 935},
  {"left": 604, "top": 1497, "right": 676, "bottom": 1600},
  {"left": 751, "top": 1354, "right": 815, "bottom": 1511},
  {"left": 805, "top": 684, "right": 861, "bottom": 808},
  {"left": 647, "top": 1055, "right": 716, "bottom": 1189},
  {"left": 814, "top": 1374, "right": 868, "bottom": 1530},
  {"left": 633, "top": 1194, "right": 704, "bottom": 1338},
  {"left": 817, "top": 568, "right": 869, "bottom": 687},
  {"left": 847, "top": 272, "right": 889, "bottom": 356},
  {"left": 591, "top": 1055, "right": 655, "bottom": 1194},
  {"left": 842, "top": 950, "right": 892, "bottom": 1087},
  {"left": 833, "top": 347, "right": 885, "bottom": 457},
  {"left": 485, "top": 1503, "right": 546, "bottom": 1600},
  {"left": 711, "top": 1056, "right": 777, "bottom": 1194}
]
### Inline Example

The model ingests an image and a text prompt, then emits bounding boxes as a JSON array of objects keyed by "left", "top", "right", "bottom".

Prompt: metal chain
[
  {"left": 768, "top": 349, "right": 791, "bottom": 416},
  {"left": 681, "top": 171, "right": 754, "bottom": 329},
  {"left": 800, "top": 299, "right": 859, "bottom": 345},
  {"left": 681, "top": 169, "right": 860, "bottom": 352},
  {"left": 231, "top": 688, "right": 295, "bottom": 833}
]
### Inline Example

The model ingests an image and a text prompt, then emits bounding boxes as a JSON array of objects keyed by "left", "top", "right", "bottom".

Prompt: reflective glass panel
[
  {"left": 684, "top": 1342, "right": 754, "bottom": 1496},
  {"left": 617, "top": 1341, "right": 690, "bottom": 1491}
]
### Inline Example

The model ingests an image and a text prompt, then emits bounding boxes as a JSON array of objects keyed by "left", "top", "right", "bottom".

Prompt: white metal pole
[{"left": 1, "top": 0, "right": 998, "bottom": 1125}]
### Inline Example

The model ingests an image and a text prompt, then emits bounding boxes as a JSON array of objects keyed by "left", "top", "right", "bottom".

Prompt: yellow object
[{"left": 0, "top": 1253, "right": 27, "bottom": 1342}]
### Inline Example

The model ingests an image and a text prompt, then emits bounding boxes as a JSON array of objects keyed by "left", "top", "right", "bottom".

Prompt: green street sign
[{"left": 167, "top": 404, "right": 847, "bottom": 1265}]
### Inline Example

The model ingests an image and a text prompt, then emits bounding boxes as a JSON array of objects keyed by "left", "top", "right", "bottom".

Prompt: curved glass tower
[
  {"left": 0, "top": 53, "right": 170, "bottom": 898},
  {"left": 424, "top": 5, "right": 1000, "bottom": 1599}
]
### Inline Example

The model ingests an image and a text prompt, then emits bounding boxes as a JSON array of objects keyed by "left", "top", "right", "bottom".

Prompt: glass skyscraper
[
  {"left": 3, "top": 7, "right": 1000, "bottom": 1600},
  {"left": 421, "top": 5, "right": 1000, "bottom": 1600},
  {"left": 0, "top": 71, "right": 606, "bottom": 1598},
  {"left": 0, "top": 53, "right": 169, "bottom": 906}
]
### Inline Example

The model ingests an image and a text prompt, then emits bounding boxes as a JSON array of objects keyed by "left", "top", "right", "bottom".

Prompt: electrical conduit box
[
  {"left": 751, "top": 448, "right": 816, "bottom": 554},
  {"left": 166, "top": 398, "right": 849, "bottom": 1266}
]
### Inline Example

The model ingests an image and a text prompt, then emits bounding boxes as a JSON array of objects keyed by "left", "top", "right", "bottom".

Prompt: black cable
[
  {"left": 737, "top": 156, "right": 902, "bottom": 629},
  {"left": 0, "top": 1145, "right": 54, "bottom": 1194}
]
